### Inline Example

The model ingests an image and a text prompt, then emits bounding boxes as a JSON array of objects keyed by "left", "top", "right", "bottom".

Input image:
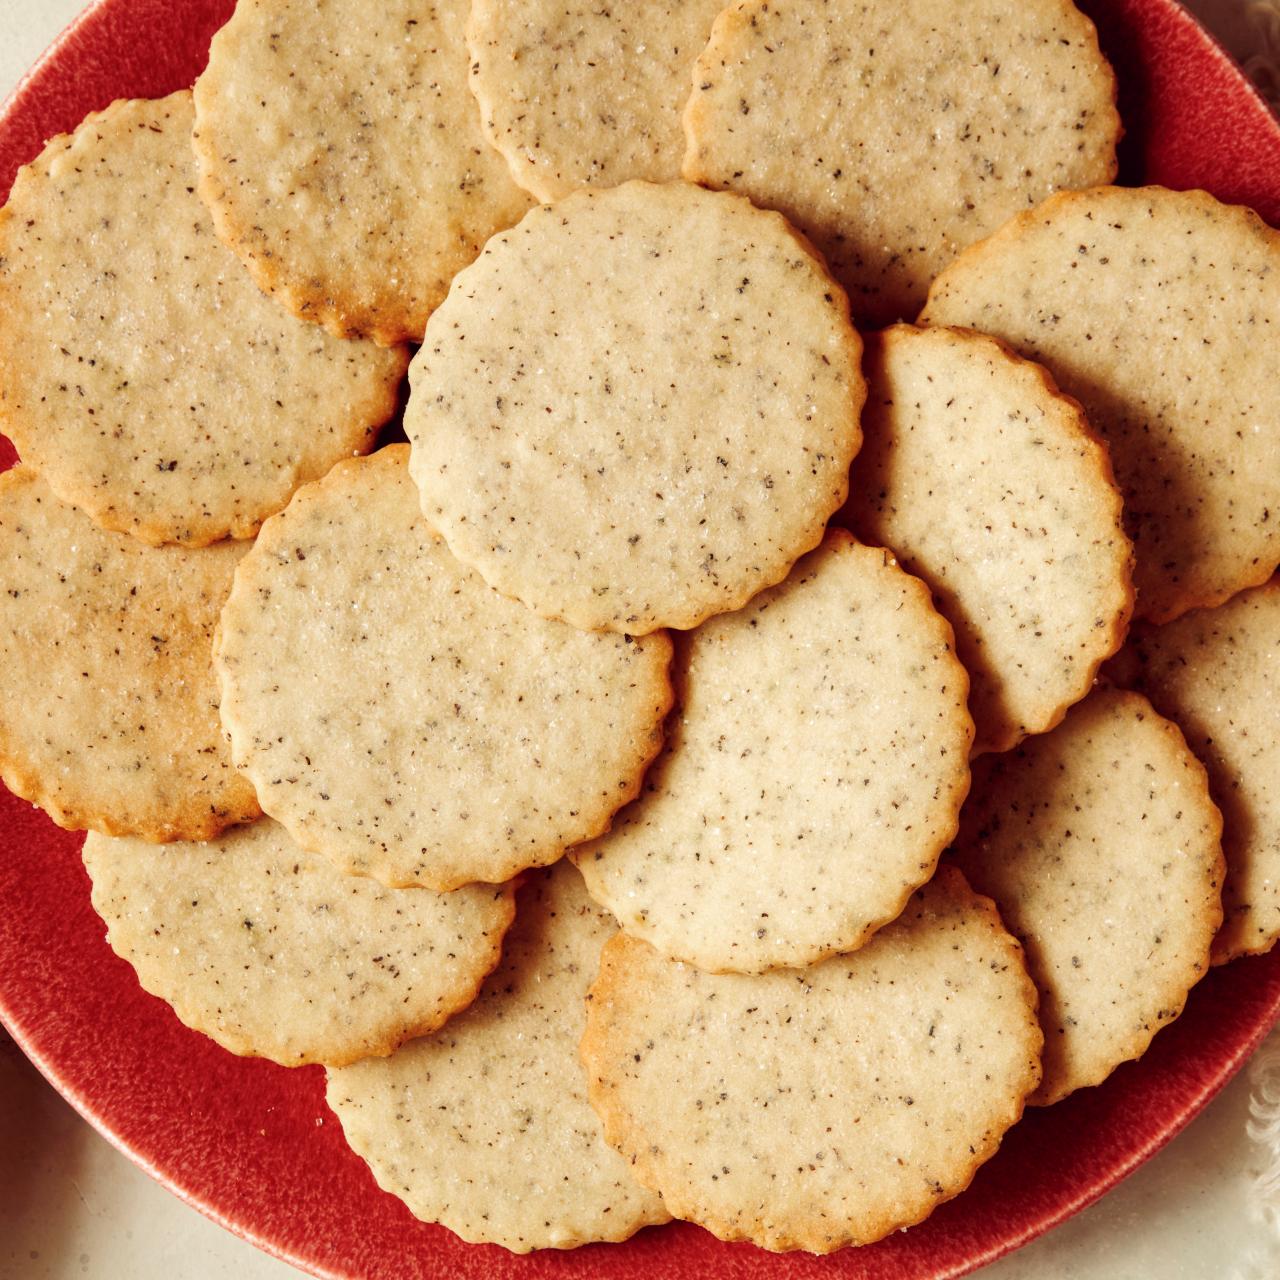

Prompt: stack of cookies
[{"left": 0, "top": 0, "right": 1276, "bottom": 1257}]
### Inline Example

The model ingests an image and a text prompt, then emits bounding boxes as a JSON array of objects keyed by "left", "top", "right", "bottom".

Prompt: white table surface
[{"left": 3, "top": 2, "right": 1280, "bottom": 1277}]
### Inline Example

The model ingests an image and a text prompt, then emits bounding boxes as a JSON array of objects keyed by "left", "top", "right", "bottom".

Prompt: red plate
[{"left": 2, "top": 2, "right": 1279, "bottom": 1277}]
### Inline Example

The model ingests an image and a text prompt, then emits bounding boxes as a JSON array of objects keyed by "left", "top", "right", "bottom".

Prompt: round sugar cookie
[
  {"left": 84, "top": 819, "right": 515, "bottom": 1067},
  {"left": 326, "top": 861, "right": 670, "bottom": 1251},
  {"left": 572, "top": 530, "right": 973, "bottom": 973},
  {"left": 841, "top": 325, "right": 1133, "bottom": 756},
  {"left": 950, "top": 687, "right": 1224, "bottom": 1106},
  {"left": 466, "top": 0, "right": 726, "bottom": 202},
  {"left": 682, "top": 0, "right": 1118, "bottom": 326},
  {"left": 0, "top": 467, "right": 260, "bottom": 842},
  {"left": 0, "top": 93, "right": 405, "bottom": 547},
  {"left": 1116, "top": 583, "right": 1280, "bottom": 964},
  {"left": 405, "top": 181, "right": 864, "bottom": 635},
  {"left": 581, "top": 867, "right": 1042, "bottom": 1253},
  {"left": 193, "top": 0, "right": 533, "bottom": 345},
  {"left": 922, "top": 186, "right": 1280, "bottom": 624},
  {"left": 215, "top": 446, "right": 673, "bottom": 891}
]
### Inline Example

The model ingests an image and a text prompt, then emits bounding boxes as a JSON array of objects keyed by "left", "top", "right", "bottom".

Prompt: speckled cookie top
[
  {"left": 951, "top": 687, "right": 1223, "bottom": 1105},
  {"left": 922, "top": 185, "right": 1280, "bottom": 624},
  {"left": 843, "top": 325, "right": 1133, "bottom": 756},
  {"left": 0, "top": 92, "right": 406, "bottom": 546},
  {"left": 215, "top": 446, "right": 673, "bottom": 891},
  {"left": 0, "top": 467, "right": 259, "bottom": 842},
  {"left": 326, "top": 861, "right": 670, "bottom": 1251},
  {"left": 581, "top": 867, "right": 1042, "bottom": 1253},
  {"left": 405, "top": 180, "right": 864, "bottom": 635},
  {"left": 1117, "top": 583, "right": 1280, "bottom": 964},
  {"left": 572, "top": 530, "right": 973, "bottom": 972},
  {"left": 83, "top": 818, "right": 516, "bottom": 1068},
  {"left": 682, "top": 0, "right": 1118, "bottom": 327},
  {"left": 194, "top": 0, "right": 533, "bottom": 344},
  {"left": 467, "top": 0, "right": 726, "bottom": 202}
]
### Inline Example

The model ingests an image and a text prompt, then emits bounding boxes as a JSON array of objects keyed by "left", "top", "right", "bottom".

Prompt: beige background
[{"left": 3, "top": 0, "right": 1280, "bottom": 1277}]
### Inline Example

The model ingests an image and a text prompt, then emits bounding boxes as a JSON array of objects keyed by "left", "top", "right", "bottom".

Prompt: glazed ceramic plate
[{"left": 1, "top": 2, "right": 1279, "bottom": 1277}]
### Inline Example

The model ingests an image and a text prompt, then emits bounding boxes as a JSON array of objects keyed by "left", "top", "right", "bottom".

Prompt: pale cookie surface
[
  {"left": 581, "top": 867, "right": 1042, "bottom": 1253},
  {"left": 922, "top": 186, "right": 1280, "bottom": 624},
  {"left": 683, "top": 0, "right": 1118, "bottom": 326},
  {"left": 951, "top": 687, "right": 1223, "bottom": 1106},
  {"left": 467, "top": 0, "right": 726, "bottom": 202},
  {"left": 842, "top": 325, "right": 1132, "bottom": 756},
  {"left": 573, "top": 531, "right": 973, "bottom": 973},
  {"left": 327, "top": 862, "right": 670, "bottom": 1251},
  {"left": 215, "top": 446, "right": 672, "bottom": 891},
  {"left": 194, "top": 0, "right": 532, "bottom": 345},
  {"left": 83, "top": 819, "right": 515, "bottom": 1067},
  {"left": 0, "top": 93, "right": 405, "bottom": 547},
  {"left": 1116, "top": 584, "right": 1280, "bottom": 964},
  {"left": 0, "top": 467, "right": 259, "bottom": 842},
  {"left": 406, "top": 181, "right": 863, "bottom": 634}
]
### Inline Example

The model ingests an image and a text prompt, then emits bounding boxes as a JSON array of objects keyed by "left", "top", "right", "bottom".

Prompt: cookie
[
  {"left": 83, "top": 818, "right": 515, "bottom": 1067},
  {"left": 405, "top": 181, "right": 864, "bottom": 635},
  {"left": 0, "top": 467, "right": 259, "bottom": 842},
  {"left": 466, "top": 0, "right": 726, "bottom": 202},
  {"left": 682, "top": 0, "right": 1118, "bottom": 326},
  {"left": 0, "top": 93, "right": 405, "bottom": 547},
  {"left": 194, "top": 0, "right": 533, "bottom": 345},
  {"left": 573, "top": 530, "right": 973, "bottom": 973},
  {"left": 326, "top": 861, "right": 669, "bottom": 1251},
  {"left": 950, "top": 687, "right": 1224, "bottom": 1105},
  {"left": 922, "top": 185, "right": 1280, "bottom": 624},
  {"left": 1113, "top": 583, "right": 1280, "bottom": 964},
  {"left": 581, "top": 866, "right": 1041, "bottom": 1253},
  {"left": 215, "top": 446, "right": 673, "bottom": 891},
  {"left": 840, "top": 325, "right": 1133, "bottom": 756}
]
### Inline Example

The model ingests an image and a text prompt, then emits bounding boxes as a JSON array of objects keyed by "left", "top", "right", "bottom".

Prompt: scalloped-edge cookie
[
  {"left": 841, "top": 325, "right": 1133, "bottom": 755},
  {"left": 405, "top": 180, "right": 863, "bottom": 635},
  {"left": 922, "top": 185, "right": 1280, "bottom": 624},
  {"left": 194, "top": 0, "right": 532, "bottom": 345},
  {"left": 683, "top": 0, "right": 1118, "bottom": 326},
  {"left": 215, "top": 446, "right": 673, "bottom": 891},
  {"left": 0, "top": 467, "right": 259, "bottom": 842},
  {"left": 581, "top": 867, "right": 1042, "bottom": 1253},
  {"left": 0, "top": 92, "right": 406, "bottom": 546},
  {"left": 84, "top": 818, "right": 515, "bottom": 1067},
  {"left": 573, "top": 530, "right": 973, "bottom": 973},
  {"left": 466, "top": 0, "right": 726, "bottom": 202},
  {"left": 951, "top": 687, "right": 1223, "bottom": 1105},
  {"left": 1112, "top": 582, "right": 1280, "bottom": 964},
  {"left": 326, "top": 861, "right": 670, "bottom": 1251}
]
